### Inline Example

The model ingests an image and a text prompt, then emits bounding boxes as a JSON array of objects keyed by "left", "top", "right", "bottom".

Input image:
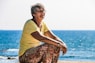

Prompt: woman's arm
[
  {"left": 31, "top": 30, "right": 67, "bottom": 54},
  {"left": 44, "top": 30, "right": 67, "bottom": 54},
  {"left": 31, "top": 31, "right": 61, "bottom": 47},
  {"left": 44, "top": 30, "right": 63, "bottom": 42}
]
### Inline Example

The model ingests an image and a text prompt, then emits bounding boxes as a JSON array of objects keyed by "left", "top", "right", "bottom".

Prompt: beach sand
[
  {"left": 58, "top": 61, "right": 95, "bottom": 63},
  {"left": 0, "top": 56, "right": 95, "bottom": 63},
  {"left": 0, "top": 59, "right": 95, "bottom": 63}
]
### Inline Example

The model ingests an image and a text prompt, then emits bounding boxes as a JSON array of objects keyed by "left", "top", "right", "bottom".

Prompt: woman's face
[{"left": 33, "top": 8, "right": 45, "bottom": 21}]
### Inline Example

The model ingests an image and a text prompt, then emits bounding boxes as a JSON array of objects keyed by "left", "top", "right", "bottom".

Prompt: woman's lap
[{"left": 19, "top": 44, "right": 60, "bottom": 63}]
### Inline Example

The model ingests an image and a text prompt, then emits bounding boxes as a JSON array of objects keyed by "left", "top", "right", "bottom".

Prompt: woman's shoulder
[
  {"left": 25, "top": 19, "right": 34, "bottom": 25},
  {"left": 42, "top": 21, "right": 46, "bottom": 25},
  {"left": 26, "top": 19, "right": 33, "bottom": 23}
]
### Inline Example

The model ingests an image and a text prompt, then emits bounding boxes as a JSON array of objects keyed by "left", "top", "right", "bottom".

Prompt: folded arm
[
  {"left": 44, "top": 30, "right": 67, "bottom": 54},
  {"left": 31, "top": 30, "right": 67, "bottom": 54},
  {"left": 31, "top": 31, "right": 61, "bottom": 47}
]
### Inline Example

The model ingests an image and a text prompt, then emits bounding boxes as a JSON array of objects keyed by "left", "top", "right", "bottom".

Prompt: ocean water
[{"left": 0, "top": 30, "right": 95, "bottom": 61}]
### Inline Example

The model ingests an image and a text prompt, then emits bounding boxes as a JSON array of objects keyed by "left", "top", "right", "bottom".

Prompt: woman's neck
[{"left": 32, "top": 18, "right": 42, "bottom": 27}]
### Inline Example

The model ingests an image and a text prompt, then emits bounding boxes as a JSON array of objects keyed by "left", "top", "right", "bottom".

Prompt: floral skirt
[{"left": 19, "top": 43, "right": 60, "bottom": 63}]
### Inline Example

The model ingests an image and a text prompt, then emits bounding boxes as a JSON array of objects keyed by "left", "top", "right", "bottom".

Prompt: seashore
[
  {"left": 0, "top": 60, "right": 95, "bottom": 63},
  {"left": 0, "top": 56, "right": 95, "bottom": 63}
]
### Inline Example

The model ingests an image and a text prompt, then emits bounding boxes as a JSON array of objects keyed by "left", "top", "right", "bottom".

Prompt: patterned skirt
[{"left": 19, "top": 43, "right": 60, "bottom": 63}]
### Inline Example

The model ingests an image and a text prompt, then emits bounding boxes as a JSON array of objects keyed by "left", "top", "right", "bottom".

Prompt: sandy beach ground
[
  {"left": 0, "top": 56, "right": 95, "bottom": 63},
  {"left": 58, "top": 61, "right": 95, "bottom": 63},
  {"left": 0, "top": 59, "right": 95, "bottom": 63},
  {"left": 0, "top": 60, "right": 95, "bottom": 63}
]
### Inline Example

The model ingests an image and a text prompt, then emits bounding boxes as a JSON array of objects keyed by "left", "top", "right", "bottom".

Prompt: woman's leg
[
  {"left": 19, "top": 44, "right": 60, "bottom": 63},
  {"left": 19, "top": 44, "right": 49, "bottom": 63},
  {"left": 41, "top": 44, "right": 60, "bottom": 63},
  {"left": 52, "top": 47, "right": 60, "bottom": 63}
]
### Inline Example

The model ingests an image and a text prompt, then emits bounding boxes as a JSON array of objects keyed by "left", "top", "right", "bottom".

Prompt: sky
[{"left": 0, "top": 0, "right": 95, "bottom": 30}]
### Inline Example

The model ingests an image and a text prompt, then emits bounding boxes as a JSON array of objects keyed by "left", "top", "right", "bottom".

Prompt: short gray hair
[{"left": 31, "top": 3, "right": 45, "bottom": 14}]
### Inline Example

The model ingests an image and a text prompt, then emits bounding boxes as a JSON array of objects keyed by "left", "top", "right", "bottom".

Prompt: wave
[
  {"left": 7, "top": 49, "right": 19, "bottom": 52},
  {"left": 0, "top": 49, "right": 19, "bottom": 57}
]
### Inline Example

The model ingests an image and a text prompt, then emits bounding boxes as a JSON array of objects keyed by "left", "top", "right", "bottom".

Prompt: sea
[{"left": 0, "top": 30, "right": 95, "bottom": 61}]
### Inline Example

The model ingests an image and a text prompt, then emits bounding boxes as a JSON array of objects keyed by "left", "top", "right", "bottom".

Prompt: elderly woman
[{"left": 19, "top": 3, "right": 67, "bottom": 63}]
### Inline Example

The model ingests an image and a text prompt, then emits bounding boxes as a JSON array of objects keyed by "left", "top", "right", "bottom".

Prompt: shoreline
[
  {"left": 0, "top": 60, "right": 95, "bottom": 63},
  {"left": 0, "top": 59, "right": 95, "bottom": 63},
  {"left": 0, "top": 56, "right": 95, "bottom": 63}
]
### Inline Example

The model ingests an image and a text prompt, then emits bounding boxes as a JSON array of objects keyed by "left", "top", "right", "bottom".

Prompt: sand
[
  {"left": 58, "top": 61, "right": 95, "bottom": 63},
  {"left": 0, "top": 56, "right": 95, "bottom": 63},
  {"left": 0, "top": 59, "right": 95, "bottom": 63}
]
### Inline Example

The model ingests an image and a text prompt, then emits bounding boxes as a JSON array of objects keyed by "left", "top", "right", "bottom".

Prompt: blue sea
[{"left": 0, "top": 30, "right": 95, "bottom": 61}]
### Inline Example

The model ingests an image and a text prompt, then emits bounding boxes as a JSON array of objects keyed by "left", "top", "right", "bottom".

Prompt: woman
[{"left": 19, "top": 3, "right": 67, "bottom": 63}]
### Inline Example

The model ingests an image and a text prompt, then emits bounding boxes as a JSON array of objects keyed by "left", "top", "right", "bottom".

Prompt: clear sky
[{"left": 0, "top": 0, "right": 95, "bottom": 30}]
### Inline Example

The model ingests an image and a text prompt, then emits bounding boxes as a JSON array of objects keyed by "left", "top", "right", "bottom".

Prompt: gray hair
[{"left": 31, "top": 3, "right": 45, "bottom": 15}]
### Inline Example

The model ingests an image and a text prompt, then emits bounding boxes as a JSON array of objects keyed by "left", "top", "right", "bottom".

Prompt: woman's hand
[{"left": 59, "top": 42, "right": 67, "bottom": 55}]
